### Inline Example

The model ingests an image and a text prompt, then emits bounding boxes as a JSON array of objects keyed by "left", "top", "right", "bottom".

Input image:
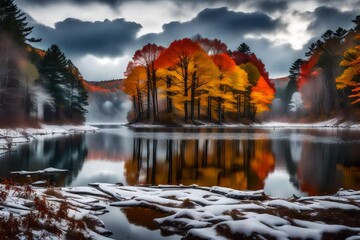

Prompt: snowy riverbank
[
  {"left": 0, "top": 183, "right": 359, "bottom": 239},
  {"left": 128, "top": 118, "right": 360, "bottom": 129},
  {"left": 0, "top": 124, "right": 98, "bottom": 155}
]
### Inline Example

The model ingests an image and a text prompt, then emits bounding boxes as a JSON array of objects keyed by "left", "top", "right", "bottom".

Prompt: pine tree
[
  {"left": 285, "top": 59, "right": 303, "bottom": 111},
  {"left": 0, "top": 0, "right": 40, "bottom": 45},
  {"left": 65, "top": 60, "right": 88, "bottom": 123},
  {"left": 39, "top": 44, "right": 68, "bottom": 121},
  {"left": 237, "top": 43, "right": 251, "bottom": 54}
]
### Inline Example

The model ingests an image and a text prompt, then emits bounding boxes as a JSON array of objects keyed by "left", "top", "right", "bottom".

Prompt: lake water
[
  {"left": 1, "top": 126, "right": 360, "bottom": 239},
  {"left": 1, "top": 126, "right": 359, "bottom": 197}
]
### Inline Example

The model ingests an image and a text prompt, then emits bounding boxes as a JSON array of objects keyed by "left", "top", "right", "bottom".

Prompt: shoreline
[
  {"left": 0, "top": 124, "right": 98, "bottom": 155},
  {"left": 125, "top": 118, "right": 360, "bottom": 129}
]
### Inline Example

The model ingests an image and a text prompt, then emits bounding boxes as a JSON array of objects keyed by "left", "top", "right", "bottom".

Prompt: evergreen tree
[
  {"left": 0, "top": 0, "right": 40, "bottom": 45},
  {"left": 65, "top": 60, "right": 88, "bottom": 123},
  {"left": 285, "top": 59, "right": 303, "bottom": 111},
  {"left": 39, "top": 45, "right": 68, "bottom": 121},
  {"left": 237, "top": 43, "right": 251, "bottom": 54}
]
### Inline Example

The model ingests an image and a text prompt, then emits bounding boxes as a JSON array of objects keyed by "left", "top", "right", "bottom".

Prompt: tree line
[
  {"left": 0, "top": 0, "right": 88, "bottom": 127},
  {"left": 282, "top": 15, "right": 360, "bottom": 120},
  {"left": 123, "top": 38, "right": 275, "bottom": 124}
]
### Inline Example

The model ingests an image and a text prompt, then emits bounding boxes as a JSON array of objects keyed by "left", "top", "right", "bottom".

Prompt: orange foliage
[
  {"left": 250, "top": 76, "right": 275, "bottom": 113},
  {"left": 82, "top": 81, "right": 110, "bottom": 93}
]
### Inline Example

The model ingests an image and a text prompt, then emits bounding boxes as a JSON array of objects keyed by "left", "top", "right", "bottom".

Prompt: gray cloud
[
  {"left": 30, "top": 7, "right": 283, "bottom": 58},
  {"left": 252, "top": 0, "right": 288, "bottom": 13},
  {"left": 139, "top": 7, "right": 283, "bottom": 49},
  {"left": 30, "top": 18, "right": 142, "bottom": 57},
  {"left": 25, "top": 3, "right": 360, "bottom": 80},
  {"left": 17, "top": 0, "right": 126, "bottom": 7},
  {"left": 308, "top": 6, "right": 358, "bottom": 34},
  {"left": 19, "top": 0, "right": 244, "bottom": 7}
]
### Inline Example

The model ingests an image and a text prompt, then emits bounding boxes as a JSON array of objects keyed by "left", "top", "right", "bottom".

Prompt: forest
[
  {"left": 123, "top": 16, "right": 360, "bottom": 124},
  {"left": 2, "top": 0, "right": 360, "bottom": 127},
  {"left": 0, "top": 0, "right": 88, "bottom": 127}
]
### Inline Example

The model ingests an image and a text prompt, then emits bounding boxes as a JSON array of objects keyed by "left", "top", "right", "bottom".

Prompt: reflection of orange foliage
[
  {"left": 86, "top": 151, "right": 128, "bottom": 162},
  {"left": 299, "top": 180, "right": 318, "bottom": 196},
  {"left": 250, "top": 142, "right": 275, "bottom": 181},
  {"left": 220, "top": 171, "right": 247, "bottom": 190},
  {"left": 124, "top": 159, "right": 139, "bottom": 186}
]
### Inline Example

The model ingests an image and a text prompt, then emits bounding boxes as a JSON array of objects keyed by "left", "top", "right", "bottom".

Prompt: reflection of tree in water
[
  {"left": 298, "top": 142, "right": 343, "bottom": 195},
  {"left": 0, "top": 135, "right": 88, "bottom": 186},
  {"left": 124, "top": 136, "right": 275, "bottom": 191}
]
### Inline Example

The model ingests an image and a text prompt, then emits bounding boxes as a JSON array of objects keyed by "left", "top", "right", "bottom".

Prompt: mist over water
[{"left": 85, "top": 90, "right": 131, "bottom": 124}]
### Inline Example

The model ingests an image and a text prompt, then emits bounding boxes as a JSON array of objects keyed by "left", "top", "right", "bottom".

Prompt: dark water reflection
[{"left": 1, "top": 127, "right": 360, "bottom": 197}]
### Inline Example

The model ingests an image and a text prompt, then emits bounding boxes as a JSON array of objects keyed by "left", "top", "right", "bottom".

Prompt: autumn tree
[
  {"left": 155, "top": 38, "right": 203, "bottom": 122},
  {"left": 194, "top": 37, "right": 228, "bottom": 55},
  {"left": 123, "top": 62, "right": 147, "bottom": 122},
  {"left": 210, "top": 53, "right": 248, "bottom": 123},
  {"left": 336, "top": 33, "right": 360, "bottom": 104},
  {"left": 250, "top": 76, "right": 275, "bottom": 119},
  {"left": 132, "top": 44, "right": 164, "bottom": 121},
  {"left": 230, "top": 45, "right": 273, "bottom": 119}
]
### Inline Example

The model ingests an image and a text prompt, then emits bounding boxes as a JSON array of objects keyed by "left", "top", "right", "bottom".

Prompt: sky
[{"left": 15, "top": 0, "right": 360, "bottom": 81}]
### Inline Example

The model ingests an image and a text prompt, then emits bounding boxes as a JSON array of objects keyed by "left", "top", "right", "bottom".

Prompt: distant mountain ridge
[
  {"left": 84, "top": 79, "right": 123, "bottom": 92},
  {"left": 270, "top": 76, "right": 289, "bottom": 90}
]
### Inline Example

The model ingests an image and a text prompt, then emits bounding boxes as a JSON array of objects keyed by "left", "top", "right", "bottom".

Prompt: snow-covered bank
[
  {"left": 127, "top": 118, "right": 360, "bottom": 129},
  {"left": 1, "top": 183, "right": 359, "bottom": 239},
  {"left": 0, "top": 124, "right": 98, "bottom": 155},
  {"left": 253, "top": 119, "right": 360, "bottom": 129}
]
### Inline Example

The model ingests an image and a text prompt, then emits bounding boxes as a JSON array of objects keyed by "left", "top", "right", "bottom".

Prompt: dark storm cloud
[
  {"left": 17, "top": 0, "right": 126, "bottom": 7},
  {"left": 20, "top": 0, "right": 244, "bottom": 7},
  {"left": 29, "top": 7, "right": 282, "bottom": 58},
  {"left": 30, "top": 18, "right": 142, "bottom": 57},
  {"left": 252, "top": 0, "right": 288, "bottom": 13},
  {"left": 308, "top": 6, "right": 358, "bottom": 34},
  {"left": 139, "top": 7, "right": 283, "bottom": 49}
]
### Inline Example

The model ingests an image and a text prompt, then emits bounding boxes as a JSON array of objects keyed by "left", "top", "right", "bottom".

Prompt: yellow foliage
[{"left": 336, "top": 33, "right": 360, "bottom": 104}]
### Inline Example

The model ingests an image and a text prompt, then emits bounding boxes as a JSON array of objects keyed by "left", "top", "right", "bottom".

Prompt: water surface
[{"left": 1, "top": 126, "right": 359, "bottom": 198}]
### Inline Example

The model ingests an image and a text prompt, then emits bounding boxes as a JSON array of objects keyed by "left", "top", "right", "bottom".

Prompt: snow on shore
[
  {"left": 128, "top": 118, "right": 360, "bottom": 129},
  {"left": 2, "top": 182, "right": 358, "bottom": 240},
  {"left": 254, "top": 119, "right": 360, "bottom": 129},
  {"left": 0, "top": 124, "right": 98, "bottom": 155}
]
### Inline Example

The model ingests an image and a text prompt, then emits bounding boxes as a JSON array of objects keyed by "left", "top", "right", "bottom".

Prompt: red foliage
[
  {"left": 230, "top": 50, "right": 274, "bottom": 91},
  {"left": 211, "top": 53, "right": 236, "bottom": 72},
  {"left": 196, "top": 38, "right": 228, "bottom": 55},
  {"left": 133, "top": 43, "right": 164, "bottom": 69},
  {"left": 298, "top": 53, "right": 320, "bottom": 90},
  {"left": 155, "top": 38, "right": 202, "bottom": 69},
  {"left": 82, "top": 81, "right": 110, "bottom": 93}
]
